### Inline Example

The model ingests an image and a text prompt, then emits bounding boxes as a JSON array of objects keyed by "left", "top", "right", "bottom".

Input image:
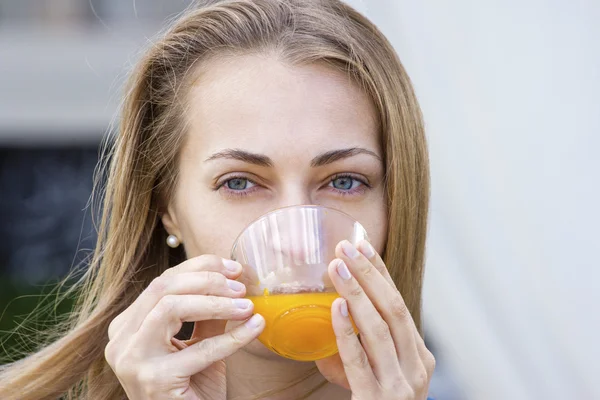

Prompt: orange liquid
[{"left": 247, "top": 292, "right": 341, "bottom": 361}]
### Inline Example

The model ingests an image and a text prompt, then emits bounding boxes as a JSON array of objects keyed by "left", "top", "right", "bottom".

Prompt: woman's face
[{"left": 162, "top": 54, "right": 387, "bottom": 263}]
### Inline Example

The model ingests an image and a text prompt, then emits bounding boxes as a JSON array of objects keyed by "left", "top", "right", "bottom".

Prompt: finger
[
  {"left": 166, "top": 313, "right": 265, "bottom": 376},
  {"left": 131, "top": 270, "right": 246, "bottom": 325},
  {"left": 136, "top": 295, "right": 254, "bottom": 350},
  {"left": 329, "top": 258, "right": 403, "bottom": 384},
  {"left": 413, "top": 329, "right": 437, "bottom": 378},
  {"left": 356, "top": 240, "right": 432, "bottom": 381},
  {"left": 109, "top": 256, "right": 243, "bottom": 339},
  {"left": 356, "top": 240, "right": 395, "bottom": 288},
  {"left": 337, "top": 240, "right": 422, "bottom": 380},
  {"left": 163, "top": 254, "right": 243, "bottom": 278},
  {"left": 357, "top": 240, "right": 427, "bottom": 368},
  {"left": 330, "top": 297, "right": 376, "bottom": 393}
]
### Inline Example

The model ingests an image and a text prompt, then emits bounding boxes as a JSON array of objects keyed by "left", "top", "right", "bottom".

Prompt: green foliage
[{"left": 0, "top": 277, "right": 76, "bottom": 364}]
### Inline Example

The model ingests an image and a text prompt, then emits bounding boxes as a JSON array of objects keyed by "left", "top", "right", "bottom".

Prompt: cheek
[
  {"left": 339, "top": 191, "right": 388, "bottom": 255},
  {"left": 180, "top": 209, "right": 242, "bottom": 258},
  {"left": 174, "top": 190, "right": 269, "bottom": 259},
  {"left": 359, "top": 203, "right": 388, "bottom": 255},
  {"left": 171, "top": 186, "right": 244, "bottom": 258}
]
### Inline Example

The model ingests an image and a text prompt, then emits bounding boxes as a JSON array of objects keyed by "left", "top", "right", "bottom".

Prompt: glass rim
[{"left": 230, "top": 204, "right": 364, "bottom": 259}]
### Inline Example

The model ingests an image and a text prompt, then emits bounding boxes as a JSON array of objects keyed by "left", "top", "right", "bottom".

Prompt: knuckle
[
  {"left": 191, "top": 254, "right": 221, "bottom": 270},
  {"left": 167, "top": 254, "right": 220, "bottom": 275},
  {"left": 161, "top": 265, "right": 177, "bottom": 278},
  {"left": 147, "top": 276, "right": 169, "bottom": 295},
  {"left": 196, "top": 338, "right": 219, "bottom": 360},
  {"left": 362, "top": 262, "right": 377, "bottom": 277},
  {"left": 103, "top": 341, "right": 115, "bottom": 366},
  {"left": 154, "top": 295, "right": 178, "bottom": 318},
  {"left": 348, "top": 285, "right": 364, "bottom": 299},
  {"left": 202, "top": 253, "right": 222, "bottom": 265},
  {"left": 205, "top": 271, "right": 226, "bottom": 287},
  {"left": 107, "top": 317, "right": 121, "bottom": 340},
  {"left": 341, "top": 323, "right": 357, "bottom": 338},
  {"left": 106, "top": 341, "right": 143, "bottom": 381},
  {"left": 370, "top": 320, "right": 391, "bottom": 341},
  {"left": 374, "top": 262, "right": 388, "bottom": 277},
  {"left": 346, "top": 349, "right": 370, "bottom": 371},
  {"left": 423, "top": 350, "right": 436, "bottom": 375},
  {"left": 207, "top": 296, "right": 225, "bottom": 317},
  {"left": 389, "top": 295, "right": 409, "bottom": 320},
  {"left": 411, "top": 366, "right": 429, "bottom": 390},
  {"left": 387, "top": 381, "right": 413, "bottom": 398},
  {"left": 113, "top": 357, "right": 135, "bottom": 380},
  {"left": 228, "top": 328, "right": 246, "bottom": 347}
]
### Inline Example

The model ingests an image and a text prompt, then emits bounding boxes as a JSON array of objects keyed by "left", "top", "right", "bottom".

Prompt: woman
[{"left": 0, "top": 0, "right": 434, "bottom": 398}]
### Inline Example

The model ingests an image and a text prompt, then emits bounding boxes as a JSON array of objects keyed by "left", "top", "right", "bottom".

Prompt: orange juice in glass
[{"left": 231, "top": 205, "right": 367, "bottom": 361}]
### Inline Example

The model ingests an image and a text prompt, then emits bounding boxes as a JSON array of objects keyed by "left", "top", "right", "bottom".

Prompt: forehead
[{"left": 182, "top": 54, "right": 379, "bottom": 160}]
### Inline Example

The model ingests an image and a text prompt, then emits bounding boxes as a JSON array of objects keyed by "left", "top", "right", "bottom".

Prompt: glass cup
[{"left": 231, "top": 205, "right": 368, "bottom": 361}]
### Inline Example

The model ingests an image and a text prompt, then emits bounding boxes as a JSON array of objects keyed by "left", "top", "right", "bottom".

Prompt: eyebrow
[
  {"left": 205, "top": 149, "right": 273, "bottom": 167},
  {"left": 310, "top": 147, "right": 381, "bottom": 167},
  {"left": 204, "top": 147, "right": 381, "bottom": 167}
]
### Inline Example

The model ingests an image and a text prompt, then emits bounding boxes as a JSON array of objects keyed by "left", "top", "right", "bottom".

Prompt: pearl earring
[{"left": 166, "top": 234, "right": 181, "bottom": 248}]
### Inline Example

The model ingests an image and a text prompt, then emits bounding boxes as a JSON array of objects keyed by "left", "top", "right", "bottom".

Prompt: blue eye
[
  {"left": 331, "top": 176, "right": 360, "bottom": 191},
  {"left": 217, "top": 173, "right": 368, "bottom": 199},
  {"left": 226, "top": 178, "right": 255, "bottom": 190}
]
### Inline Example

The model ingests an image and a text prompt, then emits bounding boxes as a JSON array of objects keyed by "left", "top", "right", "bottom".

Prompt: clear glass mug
[{"left": 231, "top": 205, "right": 367, "bottom": 361}]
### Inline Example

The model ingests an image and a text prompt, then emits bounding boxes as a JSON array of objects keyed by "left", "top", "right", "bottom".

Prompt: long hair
[{"left": 0, "top": 1, "right": 429, "bottom": 398}]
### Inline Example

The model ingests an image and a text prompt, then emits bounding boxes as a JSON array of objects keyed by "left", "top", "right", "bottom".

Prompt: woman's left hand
[{"left": 316, "top": 240, "right": 435, "bottom": 400}]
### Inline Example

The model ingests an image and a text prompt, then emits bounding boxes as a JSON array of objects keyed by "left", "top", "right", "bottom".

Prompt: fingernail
[
  {"left": 336, "top": 260, "right": 352, "bottom": 280},
  {"left": 233, "top": 298, "right": 252, "bottom": 309},
  {"left": 358, "top": 241, "right": 376, "bottom": 259},
  {"left": 245, "top": 314, "right": 263, "bottom": 329},
  {"left": 223, "top": 259, "right": 241, "bottom": 272},
  {"left": 340, "top": 299, "right": 349, "bottom": 317},
  {"left": 227, "top": 279, "right": 245, "bottom": 292},
  {"left": 341, "top": 240, "right": 360, "bottom": 259}
]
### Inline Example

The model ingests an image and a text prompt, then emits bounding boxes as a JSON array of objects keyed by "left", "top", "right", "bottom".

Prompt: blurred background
[{"left": 1, "top": 1, "right": 598, "bottom": 399}]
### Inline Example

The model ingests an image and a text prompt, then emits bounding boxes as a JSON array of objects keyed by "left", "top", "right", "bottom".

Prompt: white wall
[
  {"left": 0, "top": 25, "right": 147, "bottom": 144},
  {"left": 345, "top": 1, "right": 600, "bottom": 399}
]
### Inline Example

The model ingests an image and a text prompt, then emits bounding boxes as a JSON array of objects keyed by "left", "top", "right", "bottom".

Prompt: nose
[
  {"left": 275, "top": 185, "right": 316, "bottom": 210},
  {"left": 269, "top": 190, "right": 323, "bottom": 265}
]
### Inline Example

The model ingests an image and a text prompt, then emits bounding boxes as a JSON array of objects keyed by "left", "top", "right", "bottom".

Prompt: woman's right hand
[{"left": 104, "top": 255, "right": 265, "bottom": 400}]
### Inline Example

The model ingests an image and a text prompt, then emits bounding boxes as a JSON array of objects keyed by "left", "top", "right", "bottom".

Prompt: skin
[{"left": 104, "top": 54, "right": 434, "bottom": 399}]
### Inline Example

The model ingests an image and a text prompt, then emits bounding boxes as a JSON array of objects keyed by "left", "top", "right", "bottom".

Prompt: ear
[{"left": 161, "top": 203, "right": 183, "bottom": 240}]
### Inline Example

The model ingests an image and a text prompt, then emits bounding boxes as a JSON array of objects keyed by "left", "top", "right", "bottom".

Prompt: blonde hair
[{"left": 0, "top": 0, "right": 429, "bottom": 398}]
